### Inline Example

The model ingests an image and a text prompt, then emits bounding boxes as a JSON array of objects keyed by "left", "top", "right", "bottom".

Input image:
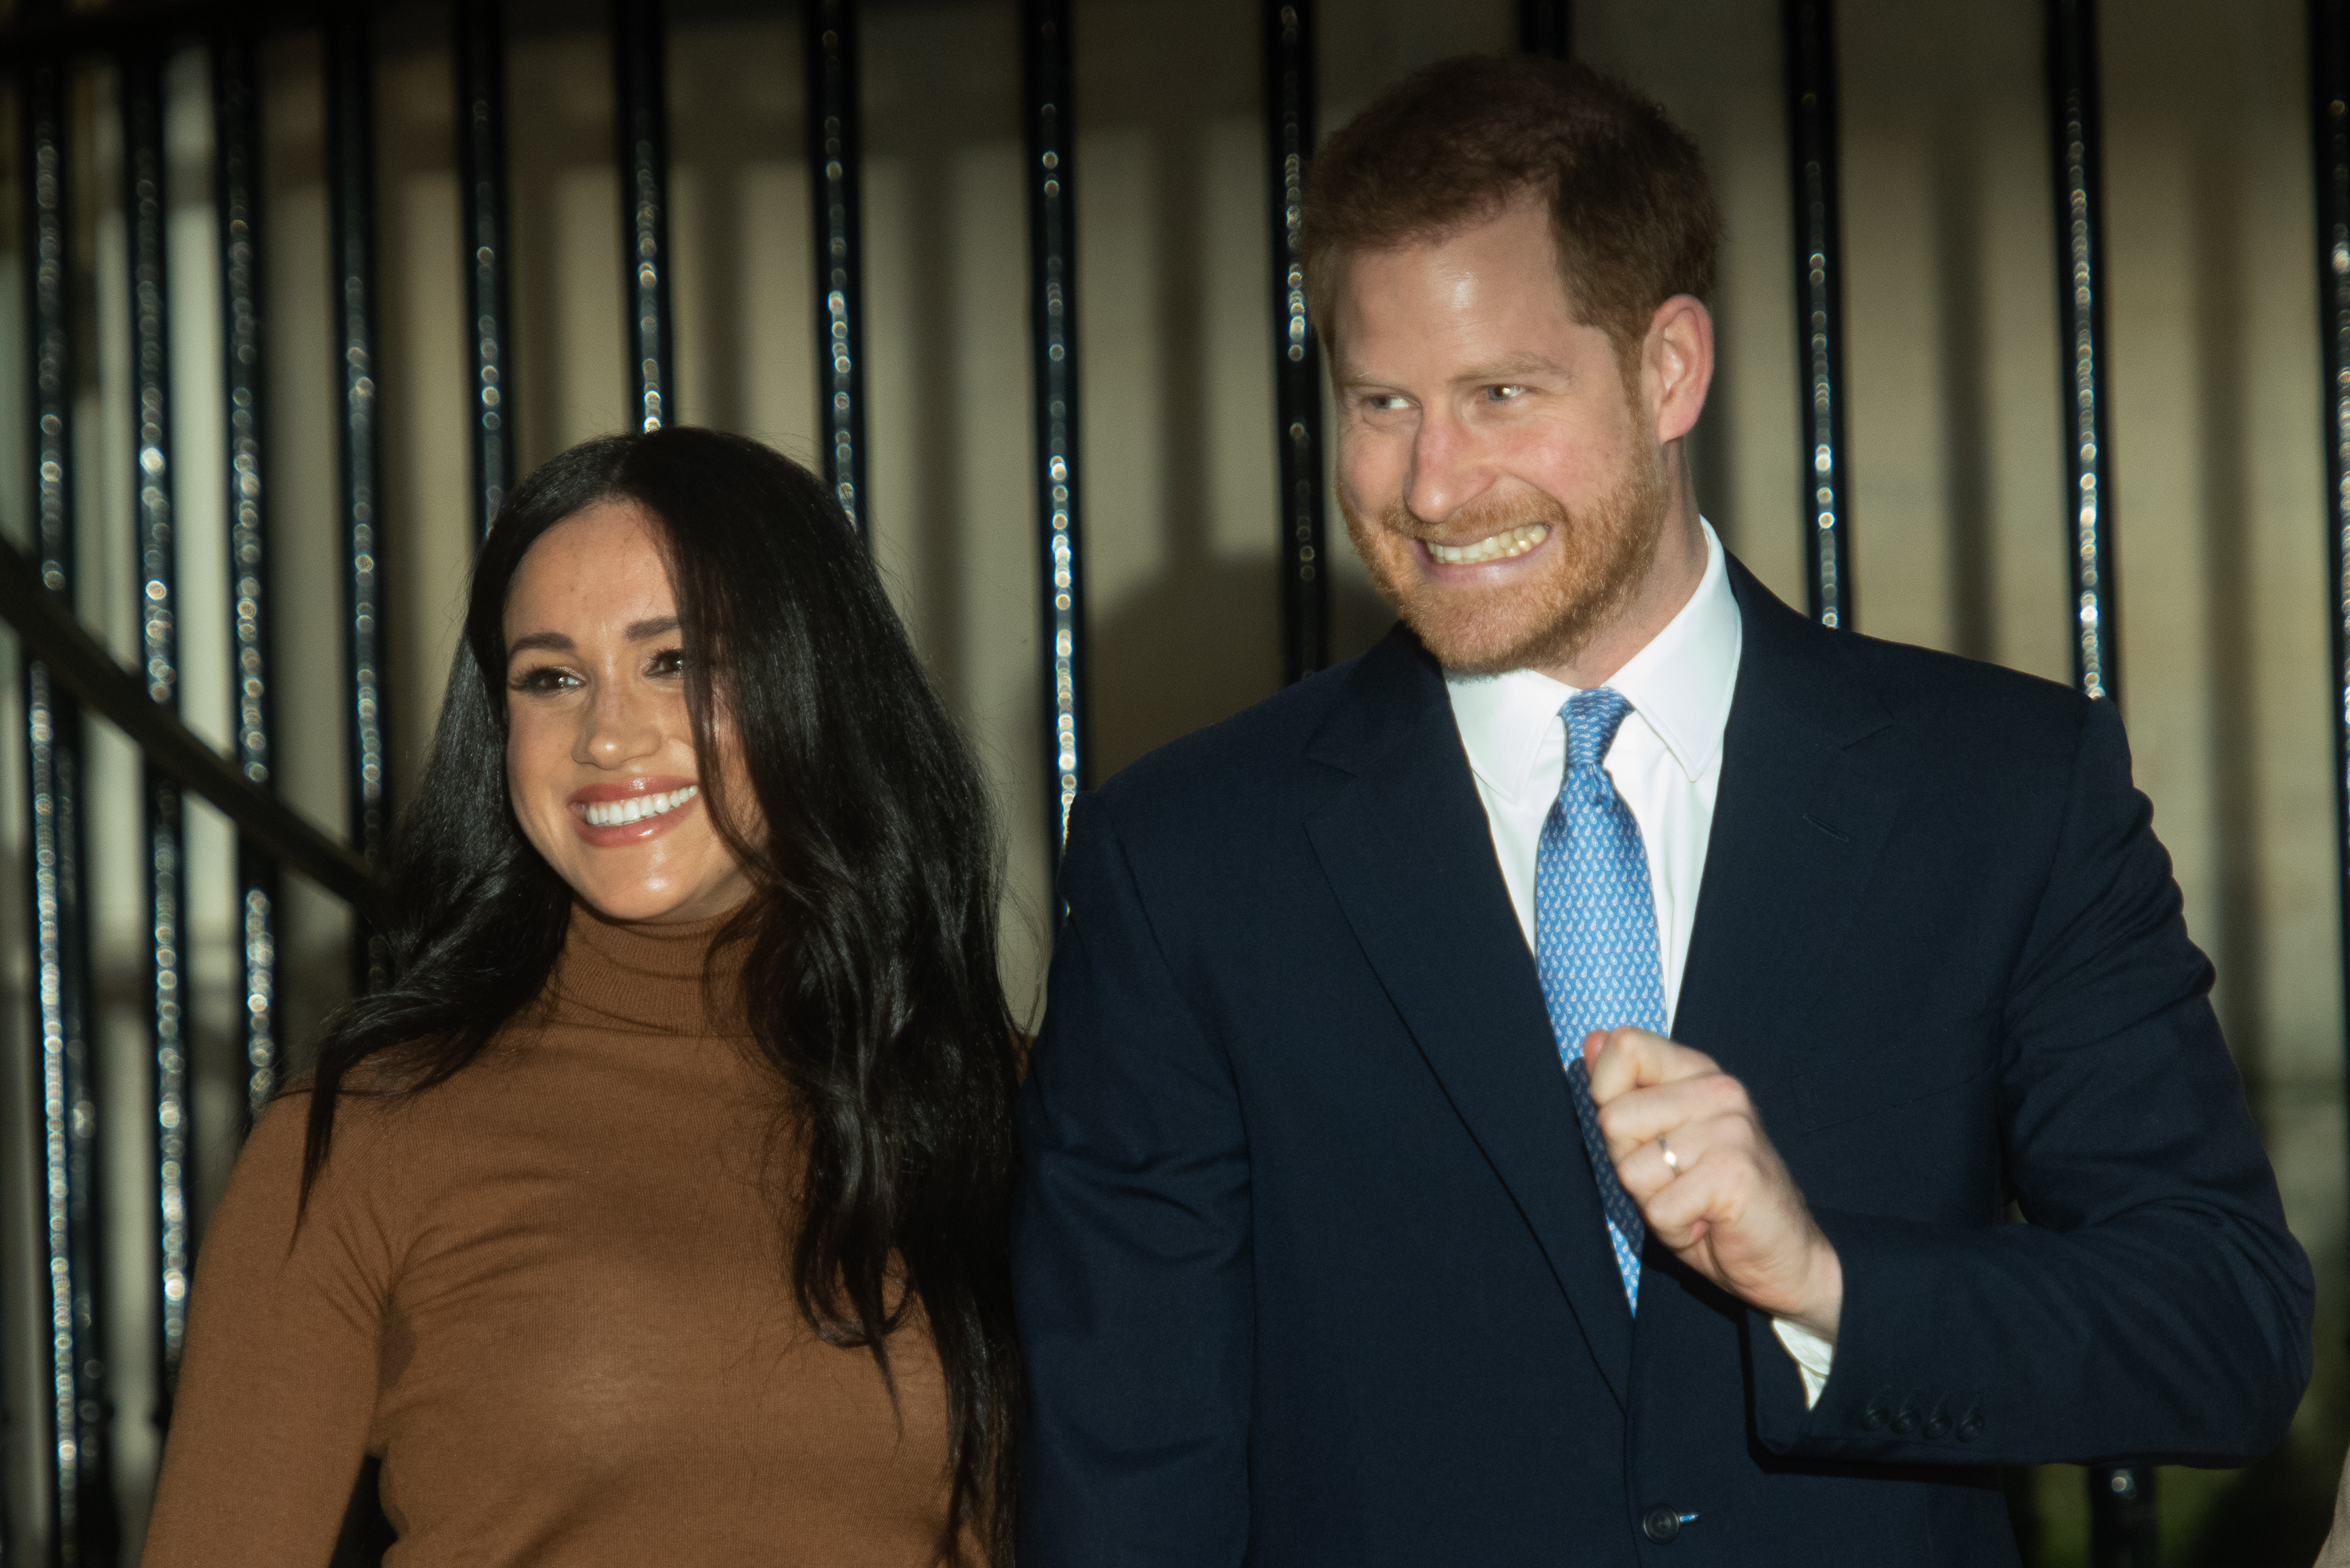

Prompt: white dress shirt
[{"left": 1443, "top": 520, "right": 1835, "bottom": 1405}]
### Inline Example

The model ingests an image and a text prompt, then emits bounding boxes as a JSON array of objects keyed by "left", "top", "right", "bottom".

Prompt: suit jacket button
[
  {"left": 1957, "top": 1411, "right": 1985, "bottom": 1443},
  {"left": 1857, "top": 1402, "right": 1887, "bottom": 1431},
  {"left": 1891, "top": 1404, "right": 1920, "bottom": 1435},
  {"left": 1924, "top": 1412, "right": 1950, "bottom": 1439},
  {"left": 1641, "top": 1504, "right": 1683, "bottom": 1544}
]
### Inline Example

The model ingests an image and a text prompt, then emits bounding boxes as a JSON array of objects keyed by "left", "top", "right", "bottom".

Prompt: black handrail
[{"left": 0, "top": 533, "right": 388, "bottom": 923}]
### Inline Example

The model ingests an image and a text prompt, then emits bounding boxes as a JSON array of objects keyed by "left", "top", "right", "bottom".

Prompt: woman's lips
[{"left": 566, "top": 778, "right": 702, "bottom": 848}]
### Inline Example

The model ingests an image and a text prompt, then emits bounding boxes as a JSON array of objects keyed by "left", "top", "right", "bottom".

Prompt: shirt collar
[{"left": 1445, "top": 519, "right": 1741, "bottom": 800}]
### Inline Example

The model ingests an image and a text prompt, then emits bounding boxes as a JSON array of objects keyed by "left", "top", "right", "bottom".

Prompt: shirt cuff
[{"left": 1770, "top": 1317, "right": 1835, "bottom": 1408}]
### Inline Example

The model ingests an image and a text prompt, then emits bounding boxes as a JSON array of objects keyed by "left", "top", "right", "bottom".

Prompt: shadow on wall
[{"left": 1090, "top": 563, "right": 1393, "bottom": 782}]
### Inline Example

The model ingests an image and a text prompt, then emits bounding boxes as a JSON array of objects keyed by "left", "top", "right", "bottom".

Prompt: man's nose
[
  {"left": 575, "top": 678, "right": 663, "bottom": 768},
  {"left": 1404, "top": 412, "right": 1492, "bottom": 526}
]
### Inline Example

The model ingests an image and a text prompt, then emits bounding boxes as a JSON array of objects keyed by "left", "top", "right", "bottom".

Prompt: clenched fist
[{"left": 1583, "top": 1027, "right": 1843, "bottom": 1339}]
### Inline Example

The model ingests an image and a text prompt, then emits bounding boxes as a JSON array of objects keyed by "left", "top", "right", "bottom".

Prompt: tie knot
[{"left": 1562, "top": 688, "right": 1634, "bottom": 772}]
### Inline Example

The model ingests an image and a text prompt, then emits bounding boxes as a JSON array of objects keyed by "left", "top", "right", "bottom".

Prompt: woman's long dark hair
[{"left": 300, "top": 428, "right": 1021, "bottom": 1563}]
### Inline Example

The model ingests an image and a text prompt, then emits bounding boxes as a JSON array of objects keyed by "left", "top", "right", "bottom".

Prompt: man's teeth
[
  {"left": 582, "top": 786, "right": 699, "bottom": 828},
  {"left": 1426, "top": 523, "right": 1550, "bottom": 565}
]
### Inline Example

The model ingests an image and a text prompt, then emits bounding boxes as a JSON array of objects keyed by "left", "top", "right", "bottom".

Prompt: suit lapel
[
  {"left": 1304, "top": 630, "right": 1632, "bottom": 1409},
  {"left": 1674, "top": 561, "right": 1905, "bottom": 1088}
]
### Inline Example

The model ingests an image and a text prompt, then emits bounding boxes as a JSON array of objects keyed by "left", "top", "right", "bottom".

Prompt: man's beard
[{"left": 1341, "top": 452, "right": 1668, "bottom": 676}]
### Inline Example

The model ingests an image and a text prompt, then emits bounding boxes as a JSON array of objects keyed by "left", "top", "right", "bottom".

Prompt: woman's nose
[{"left": 575, "top": 677, "right": 663, "bottom": 767}]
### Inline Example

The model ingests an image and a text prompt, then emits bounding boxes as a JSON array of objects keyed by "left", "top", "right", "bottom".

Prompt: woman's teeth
[
  {"left": 580, "top": 786, "right": 699, "bottom": 828},
  {"left": 1426, "top": 523, "right": 1549, "bottom": 565}
]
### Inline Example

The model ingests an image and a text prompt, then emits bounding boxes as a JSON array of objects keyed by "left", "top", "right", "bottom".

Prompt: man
[{"left": 1014, "top": 55, "right": 2311, "bottom": 1565}]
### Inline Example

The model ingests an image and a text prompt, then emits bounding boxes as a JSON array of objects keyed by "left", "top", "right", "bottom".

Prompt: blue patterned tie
[{"left": 1534, "top": 688, "right": 1667, "bottom": 1313}]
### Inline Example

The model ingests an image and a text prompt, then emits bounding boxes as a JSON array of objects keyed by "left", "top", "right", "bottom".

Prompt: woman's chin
[{"left": 570, "top": 876, "right": 745, "bottom": 926}]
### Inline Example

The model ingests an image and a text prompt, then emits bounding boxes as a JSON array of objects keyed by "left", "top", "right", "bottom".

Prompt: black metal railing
[
  {"left": 212, "top": 29, "right": 281, "bottom": 1125},
  {"left": 457, "top": 0, "right": 517, "bottom": 544},
  {"left": 613, "top": 0, "right": 674, "bottom": 435},
  {"left": 2312, "top": 59, "right": 2350, "bottom": 1568},
  {"left": 1023, "top": 0, "right": 1088, "bottom": 876},
  {"left": 2043, "top": 2, "right": 2146, "bottom": 1559},
  {"left": 326, "top": 14, "right": 390, "bottom": 997},
  {"left": 0, "top": 0, "right": 2337, "bottom": 1560},
  {"left": 18, "top": 31, "right": 113, "bottom": 1561},
  {"left": 1782, "top": 0, "right": 1855, "bottom": 632},
  {"left": 2048, "top": 0, "right": 2120, "bottom": 710},
  {"left": 1266, "top": 0, "right": 1326, "bottom": 685},
  {"left": 807, "top": 0, "right": 870, "bottom": 538}
]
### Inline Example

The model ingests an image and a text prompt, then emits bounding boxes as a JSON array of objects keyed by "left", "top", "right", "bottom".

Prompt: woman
[{"left": 143, "top": 428, "right": 1021, "bottom": 1566}]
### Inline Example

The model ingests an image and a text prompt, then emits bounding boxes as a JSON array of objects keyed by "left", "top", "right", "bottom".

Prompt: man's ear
[{"left": 1645, "top": 294, "right": 1715, "bottom": 446}]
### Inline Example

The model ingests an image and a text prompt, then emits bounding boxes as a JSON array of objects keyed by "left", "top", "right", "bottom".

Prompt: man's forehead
[
  {"left": 1352, "top": 191, "right": 1560, "bottom": 273},
  {"left": 1331, "top": 226, "right": 1593, "bottom": 379}
]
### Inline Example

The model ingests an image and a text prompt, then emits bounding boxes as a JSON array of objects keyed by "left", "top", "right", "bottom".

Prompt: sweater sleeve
[{"left": 141, "top": 1092, "right": 403, "bottom": 1568}]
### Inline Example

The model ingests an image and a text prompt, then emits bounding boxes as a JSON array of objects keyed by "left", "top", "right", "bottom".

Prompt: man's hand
[{"left": 1583, "top": 1027, "right": 1843, "bottom": 1339}]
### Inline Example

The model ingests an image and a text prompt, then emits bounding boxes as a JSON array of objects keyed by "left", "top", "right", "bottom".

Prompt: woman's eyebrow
[{"left": 505, "top": 616, "right": 678, "bottom": 659}]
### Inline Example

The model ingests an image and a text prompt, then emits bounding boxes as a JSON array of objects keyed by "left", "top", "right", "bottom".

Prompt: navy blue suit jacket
[{"left": 1014, "top": 560, "right": 2312, "bottom": 1566}]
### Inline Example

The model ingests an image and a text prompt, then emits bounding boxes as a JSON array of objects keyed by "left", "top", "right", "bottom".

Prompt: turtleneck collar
[{"left": 545, "top": 901, "right": 756, "bottom": 1039}]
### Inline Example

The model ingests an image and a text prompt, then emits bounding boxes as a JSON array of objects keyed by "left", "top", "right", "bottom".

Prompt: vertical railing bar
[
  {"left": 2052, "top": 2, "right": 2143, "bottom": 1541},
  {"left": 2056, "top": 5, "right": 2140, "bottom": 1549},
  {"left": 20, "top": 40, "right": 120, "bottom": 1566},
  {"left": 2312, "top": 0, "right": 2350, "bottom": 1420},
  {"left": 121, "top": 45, "right": 192, "bottom": 1427},
  {"left": 613, "top": 0, "right": 673, "bottom": 432},
  {"left": 2047, "top": 0, "right": 2120, "bottom": 706},
  {"left": 1517, "top": 0, "right": 1571, "bottom": 58},
  {"left": 1021, "top": 0, "right": 1088, "bottom": 881},
  {"left": 806, "top": 0, "right": 869, "bottom": 539},
  {"left": 1781, "top": 0, "right": 1854, "bottom": 630},
  {"left": 456, "top": 0, "right": 516, "bottom": 542},
  {"left": 1264, "top": 0, "right": 1325, "bottom": 685},
  {"left": 212, "top": 34, "right": 281, "bottom": 1123},
  {"left": 326, "top": 16, "right": 390, "bottom": 994}
]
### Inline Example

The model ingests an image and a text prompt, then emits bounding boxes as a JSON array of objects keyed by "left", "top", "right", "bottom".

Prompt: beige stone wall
[{"left": 0, "top": 0, "right": 2339, "bottom": 1557}]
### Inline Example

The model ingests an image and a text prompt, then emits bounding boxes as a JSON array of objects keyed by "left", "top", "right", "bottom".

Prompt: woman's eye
[
  {"left": 508, "top": 665, "right": 578, "bottom": 695},
  {"left": 649, "top": 647, "right": 689, "bottom": 677}
]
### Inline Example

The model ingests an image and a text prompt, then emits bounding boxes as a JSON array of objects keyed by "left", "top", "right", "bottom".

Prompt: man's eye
[
  {"left": 1364, "top": 393, "right": 1410, "bottom": 413},
  {"left": 1486, "top": 384, "right": 1527, "bottom": 401},
  {"left": 509, "top": 666, "right": 577, "bottom": 695}
]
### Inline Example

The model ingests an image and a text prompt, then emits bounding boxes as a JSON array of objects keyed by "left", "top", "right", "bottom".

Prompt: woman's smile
[{"left": 569, "top": 778, "right": 703, "bottom": 845}]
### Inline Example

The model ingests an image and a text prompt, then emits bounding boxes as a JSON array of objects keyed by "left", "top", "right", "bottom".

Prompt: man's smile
[{"left": 1422, "top": 521, "right": 1551, "bottom": 567}]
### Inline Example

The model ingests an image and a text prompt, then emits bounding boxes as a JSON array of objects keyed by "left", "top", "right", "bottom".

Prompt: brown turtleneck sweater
[{"left": 142, "top": 907, "right": 962, "bottom": 1567}]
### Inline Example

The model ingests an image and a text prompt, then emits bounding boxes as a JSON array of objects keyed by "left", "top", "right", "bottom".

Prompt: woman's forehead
[{"left": 506, "top": 503, "right": 677, "bottom": 634}]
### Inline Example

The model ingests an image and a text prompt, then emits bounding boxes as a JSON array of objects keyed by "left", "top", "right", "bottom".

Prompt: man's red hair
[{"left": 1302, "top": 55, "right": 1720, "bottom": 363}]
